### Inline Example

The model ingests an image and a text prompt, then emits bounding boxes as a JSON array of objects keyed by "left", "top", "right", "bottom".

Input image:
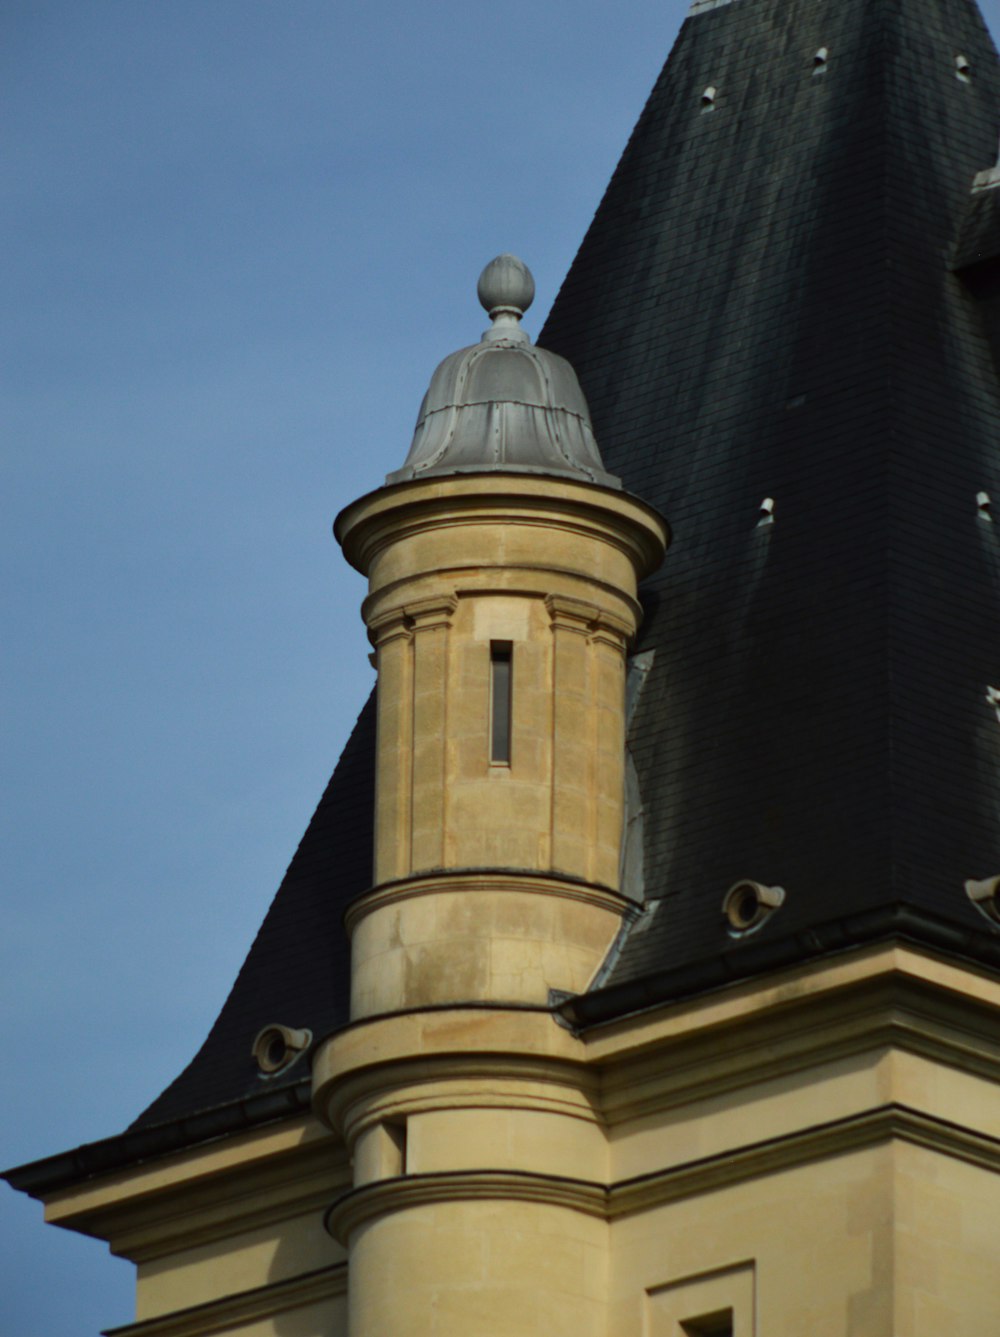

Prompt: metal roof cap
[{"left": 387, "top": 255, "right": 620, "bottom": 489}]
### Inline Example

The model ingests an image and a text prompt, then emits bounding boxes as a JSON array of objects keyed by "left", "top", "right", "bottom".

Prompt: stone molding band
[
  {"left": 611, "top": 1102, "right": 1000, "bottom": 1217},
  {"left": 363, "top": 579, "right": 641, "bottom": 646},
  {"left": 335, "top": 476, "right": 668, "bottom": 580},
  {"left": 328, "top": 1056, "right": 599, "bottom": 1149},
  {"left": 325, "top": 1169, "right": 607, "bottom": 1243},
  {"left": 325, "top": 1102, "right": 1000, "bottom": 1244},
  {"left": 103, "top": 1263, "right": 347, "bottom": 1337},
  {"left": 344, "top": 869, "right": 631, "bottom": 936}
]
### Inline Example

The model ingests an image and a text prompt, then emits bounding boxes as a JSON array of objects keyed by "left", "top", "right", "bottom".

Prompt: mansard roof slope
[
  {"left": 11, "top": 0, "right": 1000, "bottom": 1193},
  {"left": 540, "top": 0, "right": 1000, "bottom": 1006}
]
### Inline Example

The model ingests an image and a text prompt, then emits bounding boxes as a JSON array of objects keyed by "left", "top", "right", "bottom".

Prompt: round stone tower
[
  {"left": 316, "top": 256, "right": 668, "bottom": 1337},
  {"left": 333, "top": 255, "right": 668, "bottom": 1020}
]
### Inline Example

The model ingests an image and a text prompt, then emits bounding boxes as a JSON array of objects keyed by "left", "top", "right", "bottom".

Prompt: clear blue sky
[{"left": 5, "top": 1, "right": 1000, "bottom": 1332}]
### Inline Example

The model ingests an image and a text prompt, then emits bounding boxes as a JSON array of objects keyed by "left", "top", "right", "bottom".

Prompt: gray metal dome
[{"left": 387, "top": 255, "right": 620, "bottom": 488}]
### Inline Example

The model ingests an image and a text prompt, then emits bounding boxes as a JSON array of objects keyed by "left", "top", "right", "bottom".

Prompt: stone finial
[{"left": 476, "top": 253, "right": 535, "bottom": 319}]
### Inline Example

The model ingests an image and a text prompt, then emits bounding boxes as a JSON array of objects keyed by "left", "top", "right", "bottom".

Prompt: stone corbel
[
  {"left": 403, "top": 593, "right": 459, "bottom": 632},
  {"left": 588, "top": 611, "right": 633, "bottom": 652},
  {"left": 545, "top": 594, "right": 632, "bottom": 650},
  {"left": 545, "top": 593, "right": 602, "bottom": 636},
  {"left": 367, "top": 607, "right": 413, "bottom": 649}
]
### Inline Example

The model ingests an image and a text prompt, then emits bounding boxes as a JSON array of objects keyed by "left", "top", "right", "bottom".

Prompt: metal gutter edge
[
  {"left": 2, "top": 1078, "right": 312, "bottom": 1199},
  {"left": 556, "top": 904, "right": 1000, "bottom": 1031},
  {"left": 5, "top": 1001, "right": 557, "bottom": 1199},
  {"left": 12, "top": 911, "right": 998, "bottom": 1194}
]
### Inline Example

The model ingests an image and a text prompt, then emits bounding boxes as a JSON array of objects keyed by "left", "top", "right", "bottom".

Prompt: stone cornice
[
  {"left": 609, "top": 1102, "right": 1000, "bottom": 1218},
  {"left": 583, "top": 941, "right": 1000, "bottom": 1056},
  {"left": 334, "top": 473, "right": 668, "bottom": 581},
  {"left": 103, "top": 1263, "right": 347, "bottom": 1337},
  {"left": 323, "top": 1049, "right": 601, "bottom": 1149},
  {"left": 325, "top": 1102, "right": 1000, "bottom": 1245},
  {"left": 314, "top": 947, "right": 1000, "bottom": 1138},
  {"left": 598, "top": 970, "right": 1000, "bottom": 1125},
  {"left": 363, "top": 569, "right": 645, "bottom": 629},
  {"left": 112, "top": 1168, "right": 348, "bottom": 1264},
  {"left": 344, "top": 868, "right": 629, "bottom": 936},
  {"left": 312, "top": 1005, "right": 595, "bottom": 1139},
  {"left": 20, "top": 945, "right": 1000, "bottom": 1228},
  {"left": 325, "top": 1169, "right": 607, "bottom": 1244},
  {"left": 41, "top": 1117, "right": 350, "bottom": 1264}
]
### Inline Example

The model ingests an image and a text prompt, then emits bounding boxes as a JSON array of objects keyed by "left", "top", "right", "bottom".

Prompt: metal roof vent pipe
[
  {"left": 723, "top": 880, "right": 785, "bottom": 935},
  {"left": 701, "top": 85, "right": 717, "bottom": 111},
  {"left": 956, "top": 54, "right": 972, "bottom": 82},
  {"left": 813, "top": 47, "right": 829, "bottom": 72},
  {"left": 965, "top": 876, "right": 1000, "bottom": 925},
  {"left": 252, "top": 1024, "right": 312, "bottom": 1076}
]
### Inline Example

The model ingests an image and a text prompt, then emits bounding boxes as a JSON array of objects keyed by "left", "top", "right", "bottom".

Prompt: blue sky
[
  {"left": 6, "top": 0, "right": 1000, "bottom": 1332},
  {"left": 2, "top": 2, "right": 689, "bottom": 1331}
]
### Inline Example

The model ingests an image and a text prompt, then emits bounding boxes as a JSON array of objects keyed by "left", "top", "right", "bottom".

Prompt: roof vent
[
  {"left": 986, "top": 686, "right": 1000, "bottom": 721},
  {"left": 955, "top": 54, "right": 972, "bottom": 82},
  {"left": 757, "top": 497, "right": 775, "bottom": 527},
  {"left": 813, "top": 47, "right": 829, "bottom": 71},
  {"left": 722, "top": 880, "right": 785, "bottom": 935},
  {"left": 977, "top": 490, "right": 991, "bottom": 519},
  {"left": 701, "top": 85, "right": 717, "bottom": 110},
  {"left": 252, "top": 1023, "right": 312, "bottom": 1075},
  {"left": 965, "top": 876, "right": 1000, "bottom": 925}
]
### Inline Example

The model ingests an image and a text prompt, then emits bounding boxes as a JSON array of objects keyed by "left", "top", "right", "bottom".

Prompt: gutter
[
  {"left": 555, "top": 903, "right": 1000, "bottom": 1030},
  {"left": 3, "top": 1078, "right": 311, "bottom": 1199},
  {"left": 8, "top": 905, "right": 999, "bottom": 1198}
]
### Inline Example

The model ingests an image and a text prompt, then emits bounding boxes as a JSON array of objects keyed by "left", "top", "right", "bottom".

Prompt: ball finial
[{"left": 477, "top": 253, "right": 535, "bottom": 319}]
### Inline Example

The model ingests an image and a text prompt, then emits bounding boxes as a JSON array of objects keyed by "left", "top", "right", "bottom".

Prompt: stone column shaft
[
  {"left": 407, "top": 597, "right": 456, "bottom": 875},
  {"left": 370, "top": 611, "right": 413, "bottom": 886}
]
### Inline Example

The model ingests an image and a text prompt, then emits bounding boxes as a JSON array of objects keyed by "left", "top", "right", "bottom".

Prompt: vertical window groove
[{"left": 490, "top": 641, "right": 513, "bottom": 764}]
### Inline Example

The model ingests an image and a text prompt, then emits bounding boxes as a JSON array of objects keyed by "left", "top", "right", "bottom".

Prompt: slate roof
[
  {"left": 540, "top": 0, "right": 1000, "bottom": 1007},
  {"left": 10, "top": 0, "right": 1000, "bottom": 1191}
]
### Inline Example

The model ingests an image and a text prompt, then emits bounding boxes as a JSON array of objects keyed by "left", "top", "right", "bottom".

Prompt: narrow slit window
[{"left": 490, "top": 641, "right": 513, "bottom": 764}]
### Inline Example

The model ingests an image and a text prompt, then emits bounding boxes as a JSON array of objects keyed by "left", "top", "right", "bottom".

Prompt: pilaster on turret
[{"left": 335, "top": 257, "right": 668, "bottom": 1019}]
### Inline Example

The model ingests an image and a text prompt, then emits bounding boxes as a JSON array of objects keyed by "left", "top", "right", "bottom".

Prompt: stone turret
[
  {"left": 315, "top": 258, "right": 668, "bottom": 1337},
  {"left": 333, "top": 256, "right": 668, "bottom": 1020}
]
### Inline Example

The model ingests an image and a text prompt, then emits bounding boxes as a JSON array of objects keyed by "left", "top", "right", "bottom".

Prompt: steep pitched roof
[
  {"left": 11, "top": 0, "right": 1000, "bottom": 1192},
  {"left": 540, "top": 0, "right": 1000, "bottom": 1011}
]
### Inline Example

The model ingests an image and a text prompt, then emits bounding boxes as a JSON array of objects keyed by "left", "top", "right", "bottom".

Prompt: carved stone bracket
[
  {"left": 545, "top": 593, "right": 632, "bottom": 649},
  {"left": 404, "top": 593, "right": 459, "bottom": 632},
  {"left": 368, "top": 594, "right": 459, "bottom": 647}
]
